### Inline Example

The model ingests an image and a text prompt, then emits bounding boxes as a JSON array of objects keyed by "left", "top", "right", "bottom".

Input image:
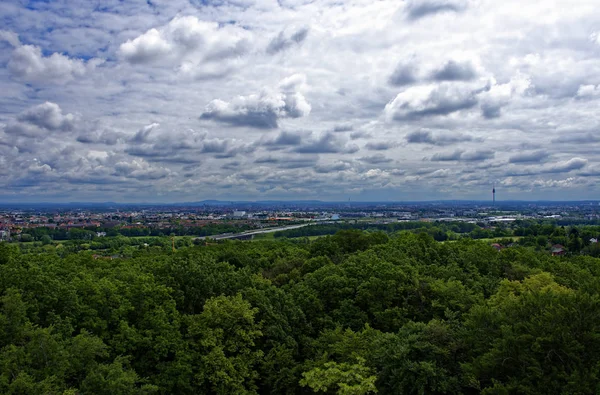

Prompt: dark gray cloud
[
  {"left": 543, "top": 157, "right": 587, "bottom": 173},
  {"left": 406, "top": 130, "right": 435, "bottom": 144},
  {"left": 314, "top": 161, "right": 351, "bottom": 173},
  {"left": 77, "top": 130, "right": 125, "bottom": 145},
  {"left": 253, "top": 154, "right": 318, "bottom": 169},
  {"left": 125, "top": 145, "right": 177, "bottom": 159},
  {"left": 130, "top": 123, "right": 159, "bottom": 143},
  {"left": 350, "top": 131, "right": 372, "bottom": 140},
  {"left": 190, "top": 0, "right": 255, "bottom": 7},
  {"left": 405, "top": 0, "right": 467, "bottom": 20},
  {"left": 552, "top": 132, "right": 600, "bottom": 144},
  {"left": 201, "top": 138, "right": 229, "bottom": 153},
  {"left": 294, "top": 132, "right": 359, "bottom": 154},
  {"left": 430, "top": 149, "right": 494, "bottom": 162},
  {"left": 333, "top": 124, "right": 354, "bottom": 132},
  {"left": 264, "top": 131, "right": 305, "bottom": 146},
  {"left": 124, "top": 131, "right": 239, "bottom": 163},
  {"left": 221, "top": 161, "right": 241, "bottom": 170},
  {"left": 201, "top": 110, "right": 278, "bottom": 129},
  {"left": 254, "top": 156, "right": 280, "bottom": 164},
  {"left": 481, "top": 102, "right": 502, "bottom": 119},
  {"left": 266, "top": 27, "right": 309, "bottom": 54},
  {"left": 278, "top": 157, "right": 318, "bottom": 169},
  {"left": 216, "top": 143, "right": 256, "bottom": 158},
  {"left": 410, "top": 167, "right": 439, "bottom": 176},
  {"left": 431, "top": 60, "right": 476, "bottom": 81},
  {"left": 3, "top": 122, "right": 45, "bottom": 138},
  {"left": 3, "top": 102, "right": 79, "bottom": 139},
  {"left": 389, "top": 62, "right": 417, "bottom": 86},
  {"left": 405, "top": 129, "right": 475, "bottom": 145},
  {"left": 578, "top": 166, "right": 600, "bottom": 177},
  {"left": 430, "top": 150, "right": 463, "bottom": 161},
  {"left": 508, "top": 150, "right": 548, "bottom": 164},
  {"left": 359, "top": 154, "right": 393, "bottom": 164},
  {"left": 461, "top": 149, "right": 495, "bottom": 162},
  {"left": 365, "top": 141, "right": 398, "bottom": 151},
  {"left": 506, "top": 157, "right": 589, "bottom": 177}
]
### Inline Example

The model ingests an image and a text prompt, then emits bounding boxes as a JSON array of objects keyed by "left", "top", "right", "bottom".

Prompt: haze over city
[{"left": 1, "top": 0, "right": 600, "bottom": 203}]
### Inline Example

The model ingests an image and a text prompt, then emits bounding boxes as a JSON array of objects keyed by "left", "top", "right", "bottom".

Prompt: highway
[{"left": 210, "top": 223, "right": 312, "bottom": 240}]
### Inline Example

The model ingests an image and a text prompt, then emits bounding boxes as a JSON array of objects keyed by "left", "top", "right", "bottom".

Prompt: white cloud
[
  {"left": 279, "top": 73, "right": 308, "bottom": 91},
  {"left": 385, "top": 84, "right": 478, "bottom": 121},
  {"left": 114, "top": 159, "right": 172, "bottom": 180},
  {"left": 0, "top": 30, "right": 21, "bottom": 47},
  {"left": 576, "top": 84, "right": 600, "bottom": 98},
  {"left": 118, "top": 15, "right": 251, "bottom": 78},
  {"left": 479, "top": 74, "right": 532, "bottom": 118},
  {"left": 17, "top": 102, "right": 77, "bottom": 131},
  {"left": 5, "top": 34, "right": 101, "bottom": 84}
]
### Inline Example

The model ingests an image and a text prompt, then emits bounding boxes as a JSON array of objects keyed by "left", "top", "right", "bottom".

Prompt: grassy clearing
[{"left": 250, "top": 233, "right": 276, "bottom": 241}]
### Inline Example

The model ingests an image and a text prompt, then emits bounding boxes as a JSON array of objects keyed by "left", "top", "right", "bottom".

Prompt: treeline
[
  {"left": 276, "top": 220, "right": 600, "bottom": 248},
  {"left": 17, "top": 235, "right": 196, "bottom": 257},
  {"left": 2, "top": 229, "right": 600, "bottom": 393},
  {"left": 273, "top": 221, "right": 481, "bottom": 240},
  {"left": 17, "top": 223, "right": 254, "bottom": 242}
]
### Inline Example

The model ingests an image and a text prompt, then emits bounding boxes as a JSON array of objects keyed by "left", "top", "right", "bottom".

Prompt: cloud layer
[{"left": 1, "top": 0, "right": 600, "bottom": 202}]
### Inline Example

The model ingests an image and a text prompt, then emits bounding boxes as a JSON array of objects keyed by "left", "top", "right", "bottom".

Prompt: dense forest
[{"left": 2, "top": 229, "right": 600, "bottom": 394}]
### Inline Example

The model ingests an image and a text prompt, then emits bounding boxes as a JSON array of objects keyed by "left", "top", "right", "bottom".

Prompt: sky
[{"left": 1, "top": 0, "right": 600, "bottom": 203}]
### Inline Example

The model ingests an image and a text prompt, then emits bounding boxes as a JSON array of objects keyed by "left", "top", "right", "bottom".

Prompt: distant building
[
  {"left": 331, "top": 214, "right": 340, "bottom": 220},
  {"left": 491, "top": 243, "right": 503, "bottom": 251},
  {"left": 232, "top": 211, "right": 246, "bottom": 218},
  {"left": 551, "top": 244, "right": 565, "bottom": 256}
]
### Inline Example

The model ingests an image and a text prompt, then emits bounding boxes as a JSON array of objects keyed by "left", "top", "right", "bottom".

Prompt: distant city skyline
[{"left": 1, "top": 0, "right": 599, "bottom": 202}]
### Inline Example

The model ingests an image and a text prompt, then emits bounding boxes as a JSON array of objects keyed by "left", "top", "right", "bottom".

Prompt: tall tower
[{"left": 492, "top": 183, "right": 496, "bottom": 206}]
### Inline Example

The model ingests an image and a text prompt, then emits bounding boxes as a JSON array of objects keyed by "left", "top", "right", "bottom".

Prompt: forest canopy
[{"left": 1, "top": 229, "right": 600, "bottom": 394}]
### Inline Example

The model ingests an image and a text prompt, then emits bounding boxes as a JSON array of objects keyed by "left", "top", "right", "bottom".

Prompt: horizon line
[{"left": 0, "top": 198, "right": 599, "bottom": 206}]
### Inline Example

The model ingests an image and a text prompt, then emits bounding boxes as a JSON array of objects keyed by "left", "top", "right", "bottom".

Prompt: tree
[
  {"left": 79, "top": 357, "right": 158, "bottom": 395},
  {"left": 462, "top": 273, "right": 600, "bottom": 394},
  {"left": 20, "top": 234, "right": 33, "bottom": 242},
  {"left": 0, "top": 242, "right": 17, "bottom": 265},
  {"left": 186, "top": 294, "right": 263, "bottom": 394},
  {"left": 300, "top": 357, "right": 378, "bottom": 395}
]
